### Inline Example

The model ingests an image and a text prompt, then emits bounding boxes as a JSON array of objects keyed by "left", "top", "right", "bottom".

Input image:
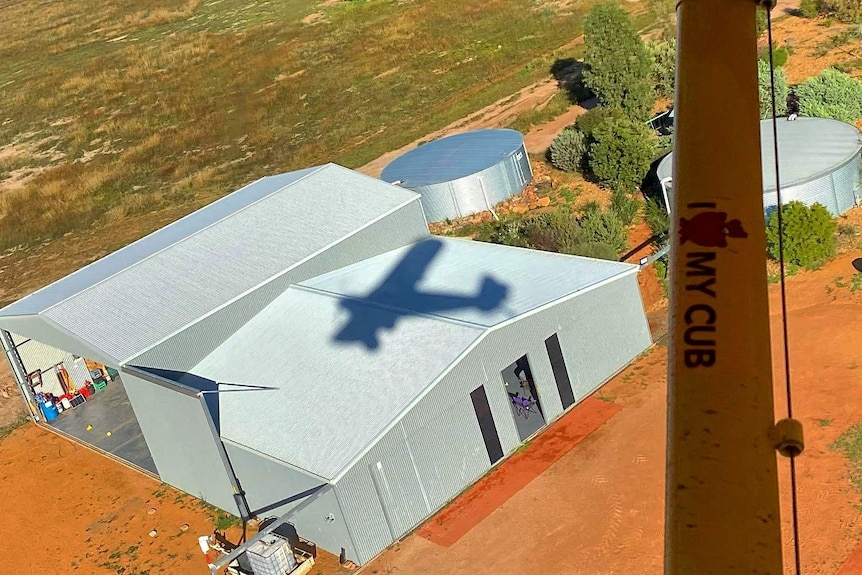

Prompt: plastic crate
[{"left": 246, "top": 535, "right": 297, "bottom": 575}]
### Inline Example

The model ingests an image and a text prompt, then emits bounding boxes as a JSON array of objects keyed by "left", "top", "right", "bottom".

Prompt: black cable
[{"left": 766, "top": 9, "right": 802, "bottom": 575}]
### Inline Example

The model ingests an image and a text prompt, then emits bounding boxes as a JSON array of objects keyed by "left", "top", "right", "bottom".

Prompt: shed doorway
[{"left": 500, "top": 355, "right": 546, "bottom": 442}]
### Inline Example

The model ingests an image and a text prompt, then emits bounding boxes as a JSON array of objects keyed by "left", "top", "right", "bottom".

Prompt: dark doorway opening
[
  {"left": 470, "top": 385, "right": 503, "bottom": 464},
  {"left": 501, "top": 355, "right": 546, "bottom": 442},
  {"left": 545, "top": 334, "right": 575, "bottom": 410}
]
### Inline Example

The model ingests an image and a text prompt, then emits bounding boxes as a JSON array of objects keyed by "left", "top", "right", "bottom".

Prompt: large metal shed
[
  {"left": 1, "top": 164, "right": 651, "bottom": 567},
  {"left": 380, "top": 129, "right": 533, "bottom": 222},
  {"left": 657, "top": 117, "right": 862, "bottom": 215}
]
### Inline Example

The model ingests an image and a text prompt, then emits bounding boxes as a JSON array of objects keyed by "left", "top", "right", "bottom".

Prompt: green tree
[
  {"left": 648, "top": 38, "right": 676, "bottom": 99},
  {"left": 549, "top": 127, "right": 587, "bottom": 172},
  {"left": 796, "top": 68, "right": 862, "bottom": 124},
  {"left": 766, "top": 201, "right": 837, "bottom": 270},
  {"left": 757, "top": 59, "right": 789, "bottom": 119},
  {"left": 575, "top": 106, "right": 625, "bottom": 142},
  {"left": 582, "top": 1, "right": 655, "bottom": 119},
  {"left": 588, "top": 115, "right": 657, "bottom": 193}
]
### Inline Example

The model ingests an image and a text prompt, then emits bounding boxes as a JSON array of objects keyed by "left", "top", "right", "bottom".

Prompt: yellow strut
[{"left": 666, "top": 0, "right": 783, "bottom": 574}]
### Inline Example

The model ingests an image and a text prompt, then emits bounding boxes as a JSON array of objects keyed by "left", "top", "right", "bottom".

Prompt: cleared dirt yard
[
  {"left": 363, "top": 252, "right": 862, "bottom": 575},
  {"left": 2, "top": 250, "right": 861, "bottom": 574}
]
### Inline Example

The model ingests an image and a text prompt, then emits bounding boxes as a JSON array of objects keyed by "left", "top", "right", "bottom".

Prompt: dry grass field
[{"left": 0, "top": 0, "right": 671, "bottom": 308}]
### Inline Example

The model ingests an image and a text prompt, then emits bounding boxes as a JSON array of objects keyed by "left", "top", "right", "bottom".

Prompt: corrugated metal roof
[
  {"left": 186, "top": 238, "right": 636, "bottom": 478},
  {"left": 191, "top": 286, "right": 485, "bottom": 480},
  {"left": 0, "top": 167, "right": 320, "bottom": 318},
  {"left": 380, "top": 129, "right": 525, "bottom": 187},
  {"left": 657, "top": 117, "right": 862, "bottom": 191},
  {"left": 300, "top": 237, "right": 637, "bottom": 327},
  {"left": 0, "top": 164, "right": 421, "bottom": 363}
]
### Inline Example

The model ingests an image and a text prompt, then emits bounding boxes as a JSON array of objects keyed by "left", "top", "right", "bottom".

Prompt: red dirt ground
[
  {"left": 363, "top": 250, "right": 862, "bottom": 575},
  {"left": 0, "top": 424, "right": 345, "bottom": 575},
  {"left": 417, "top": 397, "right": 621, "bottom": 547}
]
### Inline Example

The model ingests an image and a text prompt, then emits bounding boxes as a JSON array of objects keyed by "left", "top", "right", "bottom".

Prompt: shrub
[
  {"left": 647, "top": 38, "right": 676, "bottom": 99},
  {"left": 800, "top": 0, "right": 821, "bottom": 18},
  {"left": 526, "top": 212, "right": 585, "bottom": 253},
  {"left": 549, "top": 127, "right": 587, "bottom": 172},
  {"left": 644, "top": 196, "right": 670, "bottom": 241},
  {"left": 771, "top": 47, "right": 789, "bottom": 68},
  {"left": 800, "top": 0, "right": 861, "bottom": 22},
  {"left": 583, "top": 1, "right": 655, "bottom": 119},
  {"left": 579, "top": 201, "right": 628, "bottom": 252},
  {"left": 610, "top": 188, "right": 640, "bottom": 226},
  {"left": 575, "top": 106, "right": 624, "bottom": 142},
  {"left": 570, "top": 241, "right": 620, "bottom": 261},
  {"left": 588, "top": 115, "right": 657, "bottom": 193},
  {"left": 766, "top": 201, "right": 837, "bottom": 270},
  {"left": 796, "top": 68, "right": 862, "bottom": 123},
  {"left": 474, "top": 208, "right": 627, "bottom": 261},
  {"left": 757, "top": 59, "right": 789, "bottom": 119},
  {"left": 756, "top": 6, "right": 768, "bottom": 35}
]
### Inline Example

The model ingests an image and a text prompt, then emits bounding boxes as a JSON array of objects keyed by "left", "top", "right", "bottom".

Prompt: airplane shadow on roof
[{"left": 332, "top": 238, "right": 510, "bottom": 350}]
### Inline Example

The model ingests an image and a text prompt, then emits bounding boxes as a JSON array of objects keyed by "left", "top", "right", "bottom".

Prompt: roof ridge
[{"left": 291, "top": 284, "right": 489, "bottom": 331}]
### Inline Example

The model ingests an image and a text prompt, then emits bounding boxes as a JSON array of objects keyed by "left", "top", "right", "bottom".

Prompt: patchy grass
[
  {"left": 0, "top": 0, "right": 612, "bottom": 255},
  {"left": 505, "top": 87, "right": 575, "bottom": 133},
  {"left": 198, "top": 500, "right": 242, "bottom": 531},
  {"left": 832, "top": 423, "right": 862, "bottom": 495},
  {"left": 0, "top": 410, "right": 30, "bottom": 444}
]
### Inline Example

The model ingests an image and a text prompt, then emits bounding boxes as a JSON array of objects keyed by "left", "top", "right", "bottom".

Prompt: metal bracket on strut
[{"left": 755, "top": 0, "right": 777, "bottom": 9}]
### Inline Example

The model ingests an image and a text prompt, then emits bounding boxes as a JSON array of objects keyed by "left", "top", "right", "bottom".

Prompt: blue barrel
[{"left": 40, "top": 400, "right": 59, "bottom": 422}]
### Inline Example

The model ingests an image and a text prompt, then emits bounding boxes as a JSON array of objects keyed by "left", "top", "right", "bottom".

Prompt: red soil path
[{"left": 417, "top": 397, "right": 621, "bottom": 547}]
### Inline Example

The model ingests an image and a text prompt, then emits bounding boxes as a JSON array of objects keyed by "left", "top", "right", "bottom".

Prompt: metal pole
[
  {"left": 197, "top": 392, "right": 252, "bottom": 522},
  {"left": 666, "top": 0, "right": 783, "bottom": 573},
  {"left": 1, "top": 329, "right": 38, "bottom": 421}
]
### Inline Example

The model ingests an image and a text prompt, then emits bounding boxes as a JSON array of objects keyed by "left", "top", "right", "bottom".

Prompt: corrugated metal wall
[
  {"left": 411, "top": 143, "right": 533, "bottom": 222},
  {"left": 670, "top": 153, "right": 860, "bottom": 217},
  {"left": 223, "top": 442, "right": 358, "bottom": 561},
  {"left": 130, "top": 200, "right": 429, "bottom": 372},
  {"left": 335, "top": 272, "right": 651, "bottom": 565},
  {"left": 119, "top": 372, "right": 238, "bottom": 514},
  {"left": 7, "top": 332, "right": 70, "bottom": 396}
]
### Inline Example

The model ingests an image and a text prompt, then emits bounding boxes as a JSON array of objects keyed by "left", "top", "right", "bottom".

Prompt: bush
[
  {"left": 647, "top": 39, "right": 676, "bottom": 99},
  {"left": 644, "top": 196, "right": 670, "bottom": 240},
  {"left": 583, "top": 1, "right": 655, "bottom": 119},
  {"left": 575, "top": 106, "right": 624, "bottom": 141},
  {"left": 579, "top": 201, "right": 628, "bottom": 252},
  {"left": 526, "top": 212, "right": 585, "bottom": 253},
  {"left": 588, "top": 115, "right": 657, "bottom": 193},
  {"left": 796, "top": 68, "right": 862, "bottom": 123},
  {"left": 766, "top": 201, "right": 837, "bottom": 270},
  {"left": 570, "top": 241, "right": 620, "bottom": 261},
  {"left": 549, "top": 127, "right": 587, "bottom": 172},
  {"left": 610, "top": 188, "right": 640, "bottom": 226},
  {"left": 474, "top": 208, "right": 627, "bottom": 261},
  {"left": 757, "top": 59, "right": 789, "bottom": 119},
  {"left": 800, "top": 0, "right": 861, "bottom": 22},
  {"left": 800, "top": 0, "right": 821, "bottom": 18},
  {"left": 756, "top": 6, "right": 768, "bottom": 35}
]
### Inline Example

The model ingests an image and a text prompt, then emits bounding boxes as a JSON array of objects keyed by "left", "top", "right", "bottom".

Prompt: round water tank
[
  {"left": 657, "top": 117, "right": 862, "bottom": 216},
  {"left": 381, "top": 129, "right": 533, "bottom": 222}
]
